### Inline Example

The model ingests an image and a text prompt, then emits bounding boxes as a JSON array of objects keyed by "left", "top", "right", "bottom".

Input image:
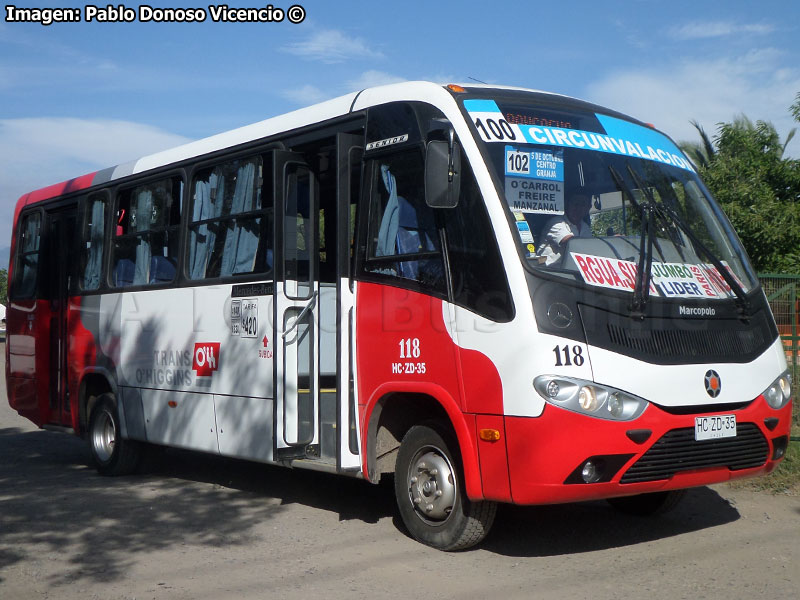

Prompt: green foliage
[
  {"left": 730, "top": 420, "right": 800, "bottom": 495},
  {"left": 687, "top": 105, "right": 800, "bottom": 273},
  {"left": 0, "top": 268, "right": 6, "bottom": 307},
  {"left": 681, "top": 120, "right": 716, "bottom": 169}
]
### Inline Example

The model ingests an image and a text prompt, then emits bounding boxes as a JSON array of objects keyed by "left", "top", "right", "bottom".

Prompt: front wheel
[
  {"left": 607, "top": 489, "right": 686, "bottom": 516},
  {"left": 88, "top": 393, "right": 141, "bottom": 476},
  {"left": 394, "top": 424, "right": 496, "bottom": 551}
]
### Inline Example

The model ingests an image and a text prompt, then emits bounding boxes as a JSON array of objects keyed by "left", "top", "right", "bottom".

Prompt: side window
[
  {"left": 362, "top": 151, "right": 445, "bottom": 293},
  {"left": 349, "top": 148, "right": 363, "bottom": 260},
  {"left": 112, "top": 177, "right": 182, "bottom": 287},
  {"left": 284, "top": 163, "right": 313, "bottom": 289},
  {"left": 187, "top": 156, "right": 272, "bottom": 280},
  {"left": 81, "top": 192, "right": 107, "bottom": 291},
  {"left": 444, "top": 158, "right": 514, "bottom": 321},
  {"left": 12, "top": 212, "right": 42, "bottom": 299}
]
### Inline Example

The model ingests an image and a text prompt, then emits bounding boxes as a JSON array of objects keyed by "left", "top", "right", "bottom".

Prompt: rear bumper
[{"left": 501, "top": 396, "right": 792, "bottom": 505}]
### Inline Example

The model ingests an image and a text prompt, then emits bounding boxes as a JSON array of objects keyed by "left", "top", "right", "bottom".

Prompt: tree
[
  {"left": 0, "top": 269, "right": 7, "bottom": 307},
  {"left": 683, "top": 100, "right": 800, "bottom": 273},
  {"left": 682, "top": 119, "right": 716, "bottom": 169}
]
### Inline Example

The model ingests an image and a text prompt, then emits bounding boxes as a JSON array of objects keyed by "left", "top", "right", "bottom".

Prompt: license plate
[{"left": 695, "top": 414, "right": 737, "bottom": 441}]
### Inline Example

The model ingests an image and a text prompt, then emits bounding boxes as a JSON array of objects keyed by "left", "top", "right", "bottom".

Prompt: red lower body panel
[{"left": 501, "top": 397, "right": 792, "bottom": 505}]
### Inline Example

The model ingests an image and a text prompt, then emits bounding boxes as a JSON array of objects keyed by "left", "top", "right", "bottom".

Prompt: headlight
[
  {"left": 763, "top": 371, "right": 792, "bottom": 409},
  {"left": 533, "top": 376, "right": 648, "bottom": 421}
]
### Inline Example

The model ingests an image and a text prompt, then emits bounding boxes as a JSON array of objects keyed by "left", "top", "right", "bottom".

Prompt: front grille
[
  {"left": 606, "top": 323, "right": 767, "bottom": 361},
  {"left": 620, "top": 423, "right": 769, "bottom": 484},
  {"left": 579, "top": 301, "right": 777, "bottom": 365}
]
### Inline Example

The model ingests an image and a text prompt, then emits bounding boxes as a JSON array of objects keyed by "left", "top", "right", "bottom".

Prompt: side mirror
[{"left": 425, "top": 132, "right": 461, "bottom": 208}]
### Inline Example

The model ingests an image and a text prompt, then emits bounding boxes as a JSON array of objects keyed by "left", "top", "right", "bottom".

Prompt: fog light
[
  {"left": 581, "top": 460, "right": 603, "bottom": 483},
  {"left": 578, "top": 386, "right": 598, "bottom": 411},
  {"left": 772, "top": 436, "right": 789, "bottom": 460}
]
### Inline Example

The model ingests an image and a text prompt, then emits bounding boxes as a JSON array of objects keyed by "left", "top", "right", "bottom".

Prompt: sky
[{"left": 1, "top": 0, "right": 799, "bottom": 245}]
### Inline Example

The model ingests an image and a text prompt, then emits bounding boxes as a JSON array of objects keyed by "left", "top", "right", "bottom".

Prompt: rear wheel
[
  {"left": 394, "top": 424, "right": 496, "bottom": 551},
  {"left": 607, "top": 490, "right": 686, "bottom": 516},
  {"left": 88, "top": 393, "right": 140, "bottom": 475}
]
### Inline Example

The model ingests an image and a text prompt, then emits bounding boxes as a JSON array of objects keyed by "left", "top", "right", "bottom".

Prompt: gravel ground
[{"left": 1, "top": 373, "right": 798, "bottom": 599}]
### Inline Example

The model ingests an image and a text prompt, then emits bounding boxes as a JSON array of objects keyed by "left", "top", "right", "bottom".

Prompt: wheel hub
[
  {"left": 408, "top": 450, "right": 456, "bottom": 522},
  {"left": 92, "top": 409, "right": 116, "bottom": 463}
]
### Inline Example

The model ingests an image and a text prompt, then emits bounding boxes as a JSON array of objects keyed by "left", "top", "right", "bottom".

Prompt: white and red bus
[{"left": 6, "top": 82, "right": 793, "bottom": 550}]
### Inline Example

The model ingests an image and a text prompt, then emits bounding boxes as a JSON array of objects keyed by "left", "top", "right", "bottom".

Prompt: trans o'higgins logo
[
  {"left": 704, "top": 370, "right": 721, "bottom": 398},
  {"left": 193, "top": 343, "right": 220, "bottom": 377}
]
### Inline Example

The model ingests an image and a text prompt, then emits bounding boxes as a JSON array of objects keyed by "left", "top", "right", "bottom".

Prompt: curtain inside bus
[
  {"left": 188, "top": 172, "right": 220, "bottom": 279},
  {"left": 83, "top": 197, "right": 105, "bottom": 289},
  {"left": 220, "top": 161, "right": 258, "bottom": 276},
  {"left": 133, "top": 189, "right": 153, "bottom": 286}
]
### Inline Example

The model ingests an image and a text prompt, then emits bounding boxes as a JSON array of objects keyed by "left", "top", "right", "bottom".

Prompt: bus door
[
  {"left": 44, "top": 205, "right": 78, "bottom": 426},
  {"left": 335, "top": 132, "right": 363, "bottom": 470},
  {"left": 274, "top": 151, "right": 320, "bottom": 458}
]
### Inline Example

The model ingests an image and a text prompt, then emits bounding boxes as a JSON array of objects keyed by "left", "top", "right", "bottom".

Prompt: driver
[{"left": 535, "top": 193, "right": 592, "bottom": 266}]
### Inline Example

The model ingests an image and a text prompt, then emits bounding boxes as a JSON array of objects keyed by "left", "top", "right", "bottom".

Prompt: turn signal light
[
  {"left": 168, "top": 401, "right": 178, "bottom": 408},
  {"left": 447, "top": 84, "right": 467, "bottom": 93},
  {"left": 479, "top": 429, "right": 501, "bottom": 442}
]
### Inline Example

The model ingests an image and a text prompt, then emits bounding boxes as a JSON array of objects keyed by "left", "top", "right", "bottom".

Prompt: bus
[{"left": 6, "top": 81, "right": 793, "bottom": 550}]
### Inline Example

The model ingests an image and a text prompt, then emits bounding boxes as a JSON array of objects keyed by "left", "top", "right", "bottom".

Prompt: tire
[
  {"left": 394, "top": 424, "right": 496, "bottom": 551},
  {"left": 607, "top": 489, "right": 686, "bottom": 516},
  {"left": 88, "top": 393, "right": 141, "bottom": 476}
]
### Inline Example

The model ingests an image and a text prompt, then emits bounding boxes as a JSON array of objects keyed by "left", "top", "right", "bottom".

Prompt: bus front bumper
[{"left": 499, "top": 397, "right": 792, "bottom": 505}]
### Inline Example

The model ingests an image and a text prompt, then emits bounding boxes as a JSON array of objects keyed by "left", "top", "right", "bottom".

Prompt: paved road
[{"left": 1, "top": 355, "right": 798, "bottom": 599}]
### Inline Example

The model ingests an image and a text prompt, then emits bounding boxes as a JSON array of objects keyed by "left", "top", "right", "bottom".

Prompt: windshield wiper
[
  {"left": 609, "top": 166, "right": 752, "bottom": 318},
  {"left": 652, "top": 201, "right": 752, "bottom": 317},
  {"left": 608, "top": 166, "right": 655, "bottom": 317},
  {"left": 623, "top": 166, "right": 752, "bottom": 317}
]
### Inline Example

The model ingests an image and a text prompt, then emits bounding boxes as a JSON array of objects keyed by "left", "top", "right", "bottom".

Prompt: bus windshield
[{"left": 464, "top": 96, "right": 758, "bottom": 302}]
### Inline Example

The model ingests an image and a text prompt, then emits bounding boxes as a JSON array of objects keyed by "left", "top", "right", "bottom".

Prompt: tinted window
[
  {"left": 112, "top": 177, "right": 182, "bottom": 287},
  {"left": 81, "top": 192, "right": 107, "bottom": 291},
  {"left": 188, "top": 156, "right": 272, "bottom": 280},
  {"left": 13, "top": 212, "right": 42, "bottom": 298},
  {"left": 444, "top": 158, "right": 514, "bottom": 321},
  {"left": 362, "top": 151, "right": 445, "bottom": 293}
]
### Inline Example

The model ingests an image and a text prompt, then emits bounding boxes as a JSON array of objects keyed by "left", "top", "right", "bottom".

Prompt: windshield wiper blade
[
  {"left": 649, "top": 172, "right": 690, "bottom": 263},
  {"left": 609, "top": 166, "right": 653, "bottom": 317},
  {"left": 653, "top": 201, "right": 752, "bottom": 316},
  {"left": 633, "top": 202, "right": 657, "bottom": 317},
  {"left": 625, "top": 168, "right": 751, "bottom": 315},
  {"left": 610, "top": 166, "right": 752, "bottom": 317}
]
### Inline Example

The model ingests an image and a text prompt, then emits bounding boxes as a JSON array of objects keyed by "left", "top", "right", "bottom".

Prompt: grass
[{"left": 728, "top": 407, "right": 800, "bottom": 495}]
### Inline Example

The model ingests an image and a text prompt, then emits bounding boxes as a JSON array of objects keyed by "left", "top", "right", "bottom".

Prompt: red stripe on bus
[{"left": 25, "top": 171, "right": 98, "bottom": 204}]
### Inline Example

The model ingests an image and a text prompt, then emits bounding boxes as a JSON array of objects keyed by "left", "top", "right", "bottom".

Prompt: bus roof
[{"left": 11, "top": 80, "right": 568, "bottom": 217}]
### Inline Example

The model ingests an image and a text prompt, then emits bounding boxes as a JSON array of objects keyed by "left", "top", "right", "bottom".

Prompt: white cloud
[
  {"left": 281, "top": 71, "right": 441, "bottom": 108},
  {"left": 0, "top": 118, "right": 191, "bottom": 242},
  {"left": 0, "top": 28, "right": 122, "bottom": 91},
  {"left": 584, "top": 49, "right": 800, "bottom": 158},
  {"left": 281, "top": 84, "right": 328, "bottom": 105},
  {"left": 669, "top": 21, "right": 775, "bottom": 41},
  {"left": 283, "top": 29, "right": 384, "bottom": 64},
  {"left": 346, "top": 70, "right": 407, "bottom": 90}
]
